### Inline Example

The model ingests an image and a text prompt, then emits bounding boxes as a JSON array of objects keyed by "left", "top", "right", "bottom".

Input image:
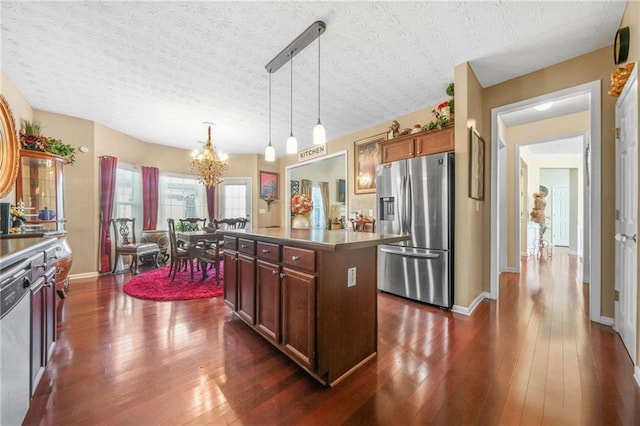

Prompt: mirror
[
  {"left": 0, "top": 94, "right": 19, "bottom": 198},
  {"left": 287, "top": 151, "right": 347, "bottom": 230}
]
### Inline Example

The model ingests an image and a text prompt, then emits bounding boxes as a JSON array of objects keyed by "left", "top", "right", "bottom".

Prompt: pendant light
[
  {"left": 286, "top": 51, "right": 298, "bottom": 154},
  {"left": 312, "top": 30, "right": 326, "bottom": 145},
  {"left": 264, "top": 72, "right": 275, "bottom": 162}
]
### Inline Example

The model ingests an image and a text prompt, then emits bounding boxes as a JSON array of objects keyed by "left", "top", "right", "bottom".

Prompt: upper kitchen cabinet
[
  {"left": 16, "top": 151, "right": 66, "bottom": 233},
  {"left": 381, "top": 126, "right": 454, "bottom": 163}
]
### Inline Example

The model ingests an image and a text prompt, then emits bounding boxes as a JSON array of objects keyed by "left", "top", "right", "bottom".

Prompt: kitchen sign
[{"left": 298, "top": 144, "right": 327, "bottom": 162}]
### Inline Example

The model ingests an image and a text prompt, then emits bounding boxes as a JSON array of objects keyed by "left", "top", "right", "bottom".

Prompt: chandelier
[{"left": 190, "top": 123, "right": 228, "bottom": 187}]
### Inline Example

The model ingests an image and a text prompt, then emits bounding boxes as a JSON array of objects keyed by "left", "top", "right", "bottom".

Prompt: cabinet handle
[
  {"left": 262, "top": 249, "right": 270, "bottom": 253},
  {"left": 272, "top": 270, "right": 278, "bottom": 275},
  {"left": 241, "top": 244, "right": 249, "bottom": 248},
  {"left": 280, "top": 273, "right": 286, "bottom": 279},
  {"left": 291, "top": 255, "right": 300, "bottom": 262}
]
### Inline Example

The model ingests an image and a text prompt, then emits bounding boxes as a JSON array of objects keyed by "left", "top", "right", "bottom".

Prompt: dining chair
[
  {"left": 167, "top": 218, "right": 198, "bottom": 281},
  {"left": 179, "top": 217, "right": 207, "bottom": 232},
  {"left": 197, "top": 234, "right": 223, "bottom": 286},
  {"left": 213, "top": 217, "right": 249, "bottom": 230},
  {"left": 350, "top": 217, "right": 376, "bottom": 233},
  {"left": 110, "top": 218, "right": 160, "bottom": 275}
]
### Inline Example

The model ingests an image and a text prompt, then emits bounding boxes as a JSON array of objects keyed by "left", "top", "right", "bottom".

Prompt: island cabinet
[
  {"left": 381, "top": 125, "right": 454, "bottom": 163},
  {"left": 219, "top": 228, "right": 409, "bottom": 386}
]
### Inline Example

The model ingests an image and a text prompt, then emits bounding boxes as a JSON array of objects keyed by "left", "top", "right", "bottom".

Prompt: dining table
[{"left": 176, "top": 230, "right": 219, "bottom": 246}]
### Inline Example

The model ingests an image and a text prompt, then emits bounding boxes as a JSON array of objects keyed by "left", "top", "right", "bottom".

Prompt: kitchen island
[{"left": 218, "top": 228, "right": 409, "bottom": 386}]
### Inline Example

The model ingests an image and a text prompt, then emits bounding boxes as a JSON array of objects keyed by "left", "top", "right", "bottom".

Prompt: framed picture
[
  {"left": 259, "top": 171, "right": 279, "bottom": 200},
  {"left": 354, "top": 133, "right": 386, "bottom": 194},
  {"left": 469, "top": 127, "right": 485, "bottom": 200},
  {"left": 337, "top": 178, "right": 345, "bottom": 202}
]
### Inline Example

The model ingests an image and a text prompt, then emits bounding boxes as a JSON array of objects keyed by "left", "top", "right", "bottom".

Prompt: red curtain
[
  {"left": 99, "top": 156, "right": 118, "bottom": 273},
  {"left": 141, "top": 166, "right": 159, "bottom": 230},
  {"left": 206, "top": 185, "right": 216, "bottom": 222}
]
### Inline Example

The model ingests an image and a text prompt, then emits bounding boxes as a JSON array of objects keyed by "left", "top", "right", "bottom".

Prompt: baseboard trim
[
  {"left": 634, "top": 366, "right": 640, "bottom": 389},
  {"left": 452, "top": 291, "right": 490, "bottom": 316},
  {"left": 598, "top": 316, "right": 614, "bottom": 327},
  {"left": 70, "top": 272, "right": 99, "bottom": 280}
]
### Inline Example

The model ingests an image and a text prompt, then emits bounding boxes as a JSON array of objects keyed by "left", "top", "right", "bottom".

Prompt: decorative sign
[{"left": 298, "top": 144, "right": 327, "bottom": 162}]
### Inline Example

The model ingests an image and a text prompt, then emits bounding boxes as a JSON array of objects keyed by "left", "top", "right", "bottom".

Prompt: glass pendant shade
[
  {"left": 313, "top": 121, "right": 326, "bottom": 145},
  {"left": 265, "top": 144, "right": 275, "bottom": 162},
  {"left": 286, "top": 133, "right": 297, "bottom": 154}
]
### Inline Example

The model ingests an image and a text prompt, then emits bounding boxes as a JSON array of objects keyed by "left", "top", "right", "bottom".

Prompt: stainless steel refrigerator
[{"left": 376, "top": 152, "right": 454, "bottom": 308}]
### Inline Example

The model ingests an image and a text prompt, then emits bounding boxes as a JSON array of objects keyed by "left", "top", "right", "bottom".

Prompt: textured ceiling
[
  {"left": 524, "top": 136, "right": 584, "bottom": 156},
  {"left": 0, "top": 1, "right": 626, "bottom": 158}
]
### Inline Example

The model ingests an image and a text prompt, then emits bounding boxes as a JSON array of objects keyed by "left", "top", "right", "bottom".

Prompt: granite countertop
[
  {"left": 218, "top": 227, "right": 409, "bottom": 251},
  {"left": 0, "top": 237, "right": 58, "bottom": 270}
]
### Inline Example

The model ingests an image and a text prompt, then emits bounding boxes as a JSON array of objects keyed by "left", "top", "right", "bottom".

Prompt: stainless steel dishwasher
[{"left": 1, "top": 258, "right": 32, "bottom": 425}]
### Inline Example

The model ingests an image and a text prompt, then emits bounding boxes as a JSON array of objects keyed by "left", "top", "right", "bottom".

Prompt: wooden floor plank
[{"left": 22, "top": 248, "right": 640, "bottom": 425}]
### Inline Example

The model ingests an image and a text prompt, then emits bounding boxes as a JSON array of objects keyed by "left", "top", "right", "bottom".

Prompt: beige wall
[
  {"left": 482, "top": 46, "right": 617, "bottom": 318},
  {"left": 504, "top": 111, "right": 589, "bottom": 267},
  {"left": 454, "top": 62, "right": 486, "bottom": 306},
  {"left": 1, "top": 70, "right": 34, "bottom": 204}
]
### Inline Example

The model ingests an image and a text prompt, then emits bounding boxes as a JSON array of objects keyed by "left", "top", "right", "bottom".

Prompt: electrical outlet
[
  {"left": 259, "top": 208, "right": 266, "bottom": 214},
  {"left": 348, "top": 267, "right": 356, "bottom": 287}
]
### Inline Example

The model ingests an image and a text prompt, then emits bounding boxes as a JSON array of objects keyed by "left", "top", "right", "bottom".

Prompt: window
[
  {"left": 310, "top": 185, "right": 326, "bottom": 230},
  {"left": 114, "top": 163, "right": 142, "bottom": 235},
  {"left": 220, "top": 178, "right": 251, "bottom": 220},
  {"left": 158, "top": 173, "right": 207, "bottom": 230}
]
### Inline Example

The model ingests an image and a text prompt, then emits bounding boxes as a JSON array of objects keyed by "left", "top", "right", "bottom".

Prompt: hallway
[{"left": 24, "top": 249, "right": 640, "bottom": 425}]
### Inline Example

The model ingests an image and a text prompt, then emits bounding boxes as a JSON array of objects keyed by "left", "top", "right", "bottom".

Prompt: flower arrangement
[
  {"left": 20, "top": 120, "right": 76, "bottom": 164},
  {"left": 291, "top": 193, "right": 313, "bottom": 214},
  {"left": 423, "top": 83, "right": 455, "bottom": 131}
]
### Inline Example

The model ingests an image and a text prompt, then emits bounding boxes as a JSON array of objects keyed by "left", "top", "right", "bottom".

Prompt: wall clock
[{"left": 614, "top": 26, "right": 630, "bottom": 65}]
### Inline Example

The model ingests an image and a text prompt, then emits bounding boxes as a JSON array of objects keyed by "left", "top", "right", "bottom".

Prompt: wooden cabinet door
[
  {"left": 381, "top": 137, "right": 415, "bottom": 163},
  {"left": 44, "top": 275, "right": 56, "bottom": 362},
  {"left": 415, "top": 126, "right": 454, "bottom": 157},
  {"left": 30, "top": 280, "right": 45, "bottom": 394},
  {"left": 256, "top": 260, "right": 281, "bottom": 344},
  {"left": 281, "top": 267, "right": 316, "bottom": 370},
  {"left": 237, "top": 254, "right": 256, "bottom": 325},
  {"left": 223, "top": 251, "right": 238, "bottom": 310}
]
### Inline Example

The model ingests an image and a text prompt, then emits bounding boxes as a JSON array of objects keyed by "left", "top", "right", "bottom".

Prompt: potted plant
[{"left": 20, "top": 120, "right": 76, "bottom": 164}]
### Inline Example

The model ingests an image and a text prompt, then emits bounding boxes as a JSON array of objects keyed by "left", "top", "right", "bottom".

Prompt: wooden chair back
[
  {"left": 213, "top": 217, "right": 249, "bottom": 230},
  {"left": 350, "top": 218, "right": 376, "bottom": 233},
  {"left": 179, "top": 217, "right": 207, "bottom": 231}
]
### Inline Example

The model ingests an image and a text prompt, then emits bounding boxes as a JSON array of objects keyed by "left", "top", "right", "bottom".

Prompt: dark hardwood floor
[{"left": 24, "top": 248, "right": 640, "bottom": 425}]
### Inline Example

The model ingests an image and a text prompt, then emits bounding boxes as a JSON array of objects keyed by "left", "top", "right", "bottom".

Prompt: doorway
[{"left": 491, "top": 80, "right": 603, "bottom": 323}]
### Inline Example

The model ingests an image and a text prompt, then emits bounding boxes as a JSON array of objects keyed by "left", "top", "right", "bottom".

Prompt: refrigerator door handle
[
  {"left": 405, "top": 175, "right": 412, "bottom": 232},
  {"left": 398, "top": 175, "right": 407, "bottom": 233},
  {"left": 380, "top": 247, "right": 441, "bottom": 259}
]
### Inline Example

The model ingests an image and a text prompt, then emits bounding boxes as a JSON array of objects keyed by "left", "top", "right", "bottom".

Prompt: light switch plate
[{"left": 348, "top": 267, "right": 356, "bottom": 287}]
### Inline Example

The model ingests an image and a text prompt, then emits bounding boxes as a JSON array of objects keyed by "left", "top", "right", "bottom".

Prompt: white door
[
  {"left": 220, "top": 178, "right": 252, "bottom": 221},
  {"left": 551, "top": 185, "right": 570, "bottom": 246},
  {"left": 615, "top": 65, "right": 638, "bottom": 362}
]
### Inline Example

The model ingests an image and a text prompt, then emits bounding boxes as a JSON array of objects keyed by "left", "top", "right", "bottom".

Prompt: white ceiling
[
  {"left": 500, "top": 93, "right": 591, "bottom": 128},
  {"left": 523, "top": 136, "right": 584, "bottom": 156},
  {"left": 1, "top": 1, "right": 626, "bottom": 158}
]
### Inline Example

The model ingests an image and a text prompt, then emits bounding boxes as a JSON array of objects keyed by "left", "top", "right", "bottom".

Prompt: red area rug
[{"left": 123, "top": 264, "right": 224, "bottom": 301}]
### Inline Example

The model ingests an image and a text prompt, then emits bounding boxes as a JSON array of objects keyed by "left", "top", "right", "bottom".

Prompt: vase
[
  {"left": 440, "top": 106, "right": 450, "bottom": 118},
  {"left": 291, "top": 213, "right": 310, "bottom": 229}
]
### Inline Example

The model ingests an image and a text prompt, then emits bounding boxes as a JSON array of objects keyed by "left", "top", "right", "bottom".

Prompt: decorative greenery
[
  {"left": 20, "top": 119, "right": 76, "bottom": 164},
  {"left": 46, "top": 138, "right": 76, "bottom": 164},
  {"left": 422, "top": 82, "right": 455, "bottom": 131}
]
